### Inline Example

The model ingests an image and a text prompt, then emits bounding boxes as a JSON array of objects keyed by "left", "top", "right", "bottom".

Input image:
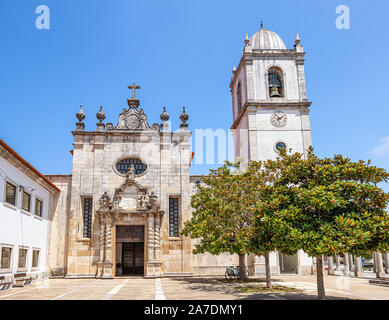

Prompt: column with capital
[
  {"left": 385, "top": 253, "right": 389, "bottom": 274},
  {"left": 354, "top": 256, "right": 363, "bottom": 277},
  {"left": 145, "top": 213, "right": 155, "bottom": 277},
  {"left": 335, "top": 255, "right": 342, "bottom": 272},
  {"left": 327, "top": 256, "right": 334, "bottom": 275},
  {"left": 102, "top": 217, "right": 114, "bottom": 279},
  {"left": 154, "top": 212, "right": 162, "bottom": 276},
  {"left": 348, "top": 254, "right": 354, "bottom": 272},
  {"left": 343, "top": 253, "right": 350, "bottom": 276},
  {"left": 375, "top": 251, "right": 385, "bottom": 278},
  {"left": 97, "top": 215, "right": 106, "bottom": 278}
]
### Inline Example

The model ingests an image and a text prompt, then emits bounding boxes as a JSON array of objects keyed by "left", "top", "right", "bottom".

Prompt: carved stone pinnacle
[{"left": 160, "top": 107, "right": 169, "bottom": 122}]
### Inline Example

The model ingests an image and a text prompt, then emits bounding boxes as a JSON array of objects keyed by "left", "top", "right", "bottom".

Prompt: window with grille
[
  {"left": 1, "top": 247, "right": 12, "bottom": 269},
  {"left": 169, "top": 197, "right": 179, "bottom": 237},
  {"left": 32, "top": 250, "right": 40, "bottom": 268},
  {"left": 83, "top": 198, "right": 93, "bottom": 238},
  {"left": 22, "top": 192, "right": 31, "bottom": 212},
  {"left": 116, "top": 158, "right": 148, "bottom": 175},
  {"left": 5, "top": 182, "right": 16, "bottom": 206},
  {"left": 18, "top": 248, "right": 27, "bottom": 269},
  {"left": 237, "top": 82, "right": 242, "bottom": 113},
  {"left": 35, "top": 199, "right": 43, "bottom": 217}
]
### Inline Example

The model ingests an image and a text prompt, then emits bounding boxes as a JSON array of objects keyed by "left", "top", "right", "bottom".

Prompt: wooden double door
[{"left": 122, "top": 242, "right": 144, "bottom": 275}]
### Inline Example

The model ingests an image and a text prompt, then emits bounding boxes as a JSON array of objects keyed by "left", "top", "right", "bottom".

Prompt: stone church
[{"left": 45, "top": 26, "right": 314, "bottom": 278}]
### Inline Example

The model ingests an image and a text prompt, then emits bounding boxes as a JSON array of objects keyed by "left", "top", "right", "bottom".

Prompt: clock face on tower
[{"left": 270, "top": 111, "right": 287, "bottom": 128}]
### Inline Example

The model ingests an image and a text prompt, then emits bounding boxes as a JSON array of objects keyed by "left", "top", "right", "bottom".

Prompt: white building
[{"left": 0, "top": 139, "right": 59, "bottom": 290}]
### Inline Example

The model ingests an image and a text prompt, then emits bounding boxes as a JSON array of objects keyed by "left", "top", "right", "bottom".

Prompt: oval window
[
  {"left": 115, "top": 158, "right": 148, "bottom": 176},
  {"left": 275, "top": 142, "right": 287, "bottom": 153}
]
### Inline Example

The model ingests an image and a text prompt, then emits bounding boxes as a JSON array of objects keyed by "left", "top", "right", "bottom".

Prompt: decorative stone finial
[
  {"left": 295, "top": 33, "right": 301, "bottom": 46},
  {"left": 244, "top": 33, "right": 250, "bottom": 45},
  {"left": 232, "top": 65, "right": 237, "bottom": 75},
  {"left": 96, "top": 106, "right": 106, "bottom": 123},
  {"left": 160, "top": 107, "right": 169, "bottom": 122},
  {"left": 76, "top": 105, "right": 85, "bottom": 131},
  {"left": 76, "top": 105, "right": 85, "bottom": 122},
  {"left": 260, "top": 21, "right": 264, "bottom": 29},
  {"left": 179, "top": 106, "right": 189, "bottom": 124}
]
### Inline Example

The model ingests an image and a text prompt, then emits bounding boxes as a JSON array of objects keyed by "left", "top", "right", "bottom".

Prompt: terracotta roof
[{"left": 0, "top": 138, "right": 60, "bottom": 192}]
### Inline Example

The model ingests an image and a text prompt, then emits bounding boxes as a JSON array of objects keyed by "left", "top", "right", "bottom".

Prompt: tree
[
  {"left": 181, "top": 161, "right": 263, "bottom": 281},
  {"left": 245, "top": 161, "right": 299, "bottom": 288},
  {"left": 252, "top": 147, "right": 389, "bottom": 300}
]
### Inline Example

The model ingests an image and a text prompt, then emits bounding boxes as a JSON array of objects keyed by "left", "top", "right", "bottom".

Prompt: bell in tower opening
[{"left": 268, "top": 71, "right": 283, "bottom": 97}]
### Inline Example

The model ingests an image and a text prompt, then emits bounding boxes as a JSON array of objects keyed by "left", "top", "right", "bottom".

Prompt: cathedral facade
[{"left": 44, "top": 26, "right": 314, "bottom": 279}]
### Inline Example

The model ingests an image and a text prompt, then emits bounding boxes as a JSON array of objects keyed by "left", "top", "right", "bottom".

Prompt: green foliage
[
  {"left": 181, "top": 161, "right": 265, "bottom": 256},
  {"left": 251, "top": 147, "right": 389, "bottom": 258}
]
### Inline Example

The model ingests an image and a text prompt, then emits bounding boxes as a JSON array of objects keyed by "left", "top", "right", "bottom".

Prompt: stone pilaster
[{"left": 296, "top": 59, "right": 307, "bottom": 101}]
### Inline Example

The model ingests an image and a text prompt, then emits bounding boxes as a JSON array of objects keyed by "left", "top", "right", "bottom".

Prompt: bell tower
[{"left": 230, "top": 26, "right": 312, "bottom": 163}]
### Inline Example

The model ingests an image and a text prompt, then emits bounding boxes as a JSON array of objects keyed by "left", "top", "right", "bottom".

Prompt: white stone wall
[
  {"left": 0, "top": 156, "right": 52, "bottom": 279},
  {"left": 45, "top": 175, "right": 72, "bottom": 276}
]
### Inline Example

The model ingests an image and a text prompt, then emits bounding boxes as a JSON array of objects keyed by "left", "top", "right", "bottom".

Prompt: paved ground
[{"left": 0, "top": 275, "right": 388, "bottom": 300}]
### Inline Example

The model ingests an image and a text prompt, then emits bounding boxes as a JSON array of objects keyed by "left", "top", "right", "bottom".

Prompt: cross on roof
[{"left": 128, "top": 82, "right": 140, "bottom": 99}]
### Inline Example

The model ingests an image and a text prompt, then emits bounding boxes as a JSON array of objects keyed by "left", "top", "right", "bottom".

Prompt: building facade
[
  {"left": 1, "top": 26, "right": 315, "bottom": 283},
  {"left": 0, "top": 139, "right": 59, "bottom": 290}
]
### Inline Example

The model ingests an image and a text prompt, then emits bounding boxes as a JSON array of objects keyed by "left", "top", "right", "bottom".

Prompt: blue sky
[{"left": 0, "top": 0, "right": 388, "bottom": 191}]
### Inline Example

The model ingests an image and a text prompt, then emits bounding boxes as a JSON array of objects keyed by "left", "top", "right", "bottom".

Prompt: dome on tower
[{"left": 249, "top": 28, "right": 286, "bottom": 50}]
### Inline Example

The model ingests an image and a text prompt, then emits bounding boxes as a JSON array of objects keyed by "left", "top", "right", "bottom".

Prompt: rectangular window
[
  {"left": 32, "top": 250, "right": 40, "bottom": 268},
  {"left": 18, "top": 248, "right": 27, "bottom": 269},
  {"left": 22, "top": 192, "right": 31, "bottom": 212},
  {"left": 5, "top": 182, "right": 16, "bottom": 206},
  {"left": 83, "top": 198, "right": 93, "bottom": 238},
  {"left": 35, "top": 199, "right": 43, "bottom": 217},
  {"left": 1, "top": 247, "right": 12, "bottom": 269},
  {"left": 169, "top": 197, "right": 179, "bottom": 237}
]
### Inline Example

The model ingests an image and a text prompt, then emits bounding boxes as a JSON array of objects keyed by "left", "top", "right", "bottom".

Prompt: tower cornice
[{"left": 230, "top": 101, "right": 312, "bottom": 130}]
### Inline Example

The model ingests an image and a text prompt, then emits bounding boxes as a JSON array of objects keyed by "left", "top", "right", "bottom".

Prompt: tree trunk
[
  {"left": 316, "top": 255, "right": 326, "bottom": 300},
  {"left": 264, "top": 252, "right": 272, "bottom": 288},
  {"left": 238, "top": 254, "right": 247, "bottom": 281}
]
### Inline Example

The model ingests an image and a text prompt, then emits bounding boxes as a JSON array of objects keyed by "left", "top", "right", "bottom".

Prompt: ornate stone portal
[{"left": 96, "top": 167, "right": 163, "bottom": 278}]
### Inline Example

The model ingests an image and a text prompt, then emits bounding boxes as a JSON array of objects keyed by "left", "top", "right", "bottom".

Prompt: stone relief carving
[
  {"left": 106, "top": 106, "right": 160, "bottom": 132},
  {"left": 98, "top": 167, "right": 160, "bottom": 213},
  {"left": 99, "top": 191, "right": 113, "bottom": 211}
]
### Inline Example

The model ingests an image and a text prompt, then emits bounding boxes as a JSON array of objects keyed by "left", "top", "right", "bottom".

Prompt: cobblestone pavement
[{"left": 0, "top": 275, "right": 388, "bottom": 300}]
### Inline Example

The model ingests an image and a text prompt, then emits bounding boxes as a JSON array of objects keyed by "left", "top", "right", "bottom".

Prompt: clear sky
[{"left": 0, "top": 0, "right": 388, "bottom": 192}]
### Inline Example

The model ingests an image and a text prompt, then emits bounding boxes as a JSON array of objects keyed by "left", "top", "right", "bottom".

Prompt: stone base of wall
[
  {"left": 50, "top": 268, "right": 67, "bottom": 278},
  {"left": 160, "top": 273, "right": 193, "bottom": 278},
  {"left": 65, "top": 273, "right": 96, "bottom": 279}
]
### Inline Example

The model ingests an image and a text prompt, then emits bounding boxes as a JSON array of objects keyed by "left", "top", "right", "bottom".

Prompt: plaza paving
[{"left": 0, "top": 275, "right": 388, "bottom": 300}]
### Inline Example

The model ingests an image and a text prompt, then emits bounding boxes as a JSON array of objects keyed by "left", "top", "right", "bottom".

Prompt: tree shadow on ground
[{"left": 168, "top": 277, "right": 353, "bottom": 300}]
